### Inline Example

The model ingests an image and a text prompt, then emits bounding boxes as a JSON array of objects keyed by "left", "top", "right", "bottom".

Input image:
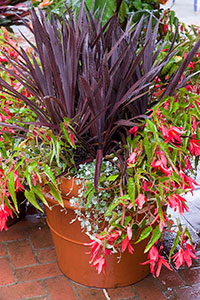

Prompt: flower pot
[
  {"left": 6, "top": 191, "right": 26, "bottom": 227},
  {"left": 44, "top": 178, "right": 151, "bottom": 288}
]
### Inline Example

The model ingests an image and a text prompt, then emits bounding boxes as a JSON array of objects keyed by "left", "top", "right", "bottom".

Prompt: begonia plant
[
  {"left": 81, "top": 89, "right": 200, "bottom": 275},
  {"left": 0, "top": 27, "right": 37, "bottom": 228}
]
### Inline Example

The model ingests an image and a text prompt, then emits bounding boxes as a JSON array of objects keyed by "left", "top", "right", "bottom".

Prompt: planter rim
[{"left": 43, "top": 177, "right": 156, "bottom": 216}]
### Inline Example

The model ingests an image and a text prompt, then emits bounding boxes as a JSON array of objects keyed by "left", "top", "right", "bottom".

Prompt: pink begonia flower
[
  {"left": 164, "top": 24, "right": 168, "bottom": 34},
  {"left": 129, "top": 126, "right": 139, "bottom": 136},
  {"left": 127, "top": 151, "right": 137, "bottom": 164},
  {"left": 161, "top": 125, "right": 186, "bottom": 144},
  {"left": 0, "top": 203, "right": 13, "bottom": 231},
  {"left": 192, "top": 116, "right": 197, "bottom": 132},
  {"left": 172, "top": 244, "right": 198, "bottom": 269},
  {"left": 92, "top": 255, "right": 106, "bottom": 274},
  {"left": 143, "top": 180, "right": 148, "bottom": 192},
  {"left": 135, "top": 194, "right": 147, "bottom": 209},
  {"left": 127, "top": 225, "right": 132, "bottom": 241},
  {"left": 185, "top": 157, "right": 192, "bottom": 170},
  {"left": 151, "top": 153, "right": 173, "bottom": 176},
  {"left": 168, "top": 194, "right": 189, "bottom": 215},
  {"left": 121, "top": 236, "right": 134, "bottom": 254},
  {"left": 178, "top": 171, "right": 199, "bottom": 194},
  {"left": 64, "top": 123, "right": 75, "bottom": 146},
  {"left": 189, "top": 139, "right": 200, "bottom": 156},
  {"left": 141, "top": 245, "right": 172, "bottom": 277},
  {"left": 69, "top": 133, "right": 75, "bottom": 146},
  {"left": 87, "top": 231, "right": 121, "bottom": 274},
  {"left": 31, "top": 172, "right": 40, "bottom": 187},
  {"left": 14, "top": 170, "right": 24, "bottom": 191},
  {"left": 188, "top": 61, "right": 195, "bottom": 69}
]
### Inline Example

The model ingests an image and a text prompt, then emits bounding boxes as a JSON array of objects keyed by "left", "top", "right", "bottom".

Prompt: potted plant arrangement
[{"left": 0, "top": 0, "right": 200, "bottom": 288}]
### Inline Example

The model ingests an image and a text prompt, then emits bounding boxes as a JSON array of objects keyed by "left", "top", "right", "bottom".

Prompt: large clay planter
[{"left": 44, "top": 178, "right": 151, "bottom": 288}]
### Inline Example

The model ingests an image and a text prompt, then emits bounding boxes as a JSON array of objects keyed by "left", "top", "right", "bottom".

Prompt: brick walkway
[{"left": 1, "top": 192, "right": 200, "bottom": 300}]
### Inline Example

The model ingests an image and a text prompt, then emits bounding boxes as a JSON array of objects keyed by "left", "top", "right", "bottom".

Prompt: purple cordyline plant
[{"left": 0, "top": 0, "right": 200, "bottom": 188}]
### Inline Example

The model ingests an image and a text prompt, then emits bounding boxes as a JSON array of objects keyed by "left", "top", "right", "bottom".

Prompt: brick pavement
[{"left": 0, "top": 210, "right": 200, "bottom": 300}]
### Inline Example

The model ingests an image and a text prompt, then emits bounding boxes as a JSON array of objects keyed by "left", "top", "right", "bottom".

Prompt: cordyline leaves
[{"left": 0, "top": 0, "right": 200, "bottom": 188}]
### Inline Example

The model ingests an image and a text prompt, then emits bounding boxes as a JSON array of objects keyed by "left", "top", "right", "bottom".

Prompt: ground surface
[
  {"left": 0, "top": 186, "right": 200, "bottom": 300},
  {"left": 161, "top": 0, "right": 200, "bottom": 26}
]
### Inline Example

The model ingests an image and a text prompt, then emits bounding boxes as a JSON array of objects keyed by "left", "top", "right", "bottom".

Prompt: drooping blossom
[
  {"left": 127, "top": 225, "right": 132, "bottom": 240},
  {"left": 64, "top": 123, "right": 75, "bottom": 146},
  {"left": 127, "top": 146, "right": 143, "bottom": 166},
  {"left": 127, "top": 151, "right": 137, "bottom": 165},
  {"left": 192, "top": 116, "right": 197, "bottom": 132},
  {"left": 151, "top": 152, "right": 173, "bottom": 176},
  {"left": 185, "top": 157, "right": 192, "bottom": 170},
  {"left": 168, "top": 194, "right": 189, "bottom": 215},
  {"left": 129, "top": 126, "right": 139, "bottom": 136},
  {"left": 189, "top": 139, "right": 200, "bottom": 156},
  {"left": 31, "top": 172, "right": 40, "bottom": 187},
  {"left": 14, "top": 170, "right": 24, "bottom": 191},
  {"left": 172, "top": 243, "right": 198, "bottom": 269},
  {"left": 86, "top": 231, "right": 121, "bottom": 274},
  {"left": 121, "top": 236, "right": 134, "bottom": 254},
  {"left": 143, "top": 180, "right": 148, "bottom": 192},
  {"left": 69, "top": 133, "right": 75, "bottom": 146},
  {"left": 164, "top": 24, "right": 168, "bottom": 34},
  {"left": 188, "top": 61, "right": 195, "bottom": 70},
  {"left": 92, "top": 255, "right": 106, "bottom": 274},
  {"left": 141, "top": 245, "right": 172, "bottom": 277},
  {"left": 121, "top": 226, "right": 134, "bottom": 254},
  {"left": 0, "top": 203, "right": 13, "bottom": 231},
  {"left": 135, "top": 194, "right": 147, "bottom": 209},
  {"left": 178, "top": 171, "right": 199, "bottom": 194},
  {"left": 161, "top": 125, "right": 186, "bottom": 144}
]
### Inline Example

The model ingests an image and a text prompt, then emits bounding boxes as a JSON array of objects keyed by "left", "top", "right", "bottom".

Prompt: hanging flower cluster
[
  {"left": 0, "top": 28, "right": 38, "bottom": 230},
  {"left": 87, "top": 89, "right": 200, "bottom": 277},
  {"left": 0, "top": 162, "right": 25, "bottom": 231}
]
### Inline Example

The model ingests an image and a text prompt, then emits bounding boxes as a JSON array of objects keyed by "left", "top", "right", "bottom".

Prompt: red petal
[{"left": 127, "top": 226, "right": 132, "bottom": 240}]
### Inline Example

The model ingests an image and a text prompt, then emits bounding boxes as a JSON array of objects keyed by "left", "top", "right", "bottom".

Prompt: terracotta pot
[
  {"left": 6, "top": 191, "right": 26, "bottom": 227},
  {"left": 44, "top": 177, "right": 151, "bottom": 288}
]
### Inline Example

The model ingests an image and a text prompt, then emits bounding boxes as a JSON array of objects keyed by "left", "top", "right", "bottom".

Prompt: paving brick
[
  {"left": 179, "top": 267, "right": 200, "bottom": 285},
  {"left": 0, "top": 226, "right": 27, "bottom": 242},
  {"left": 0, "top": 257, "right": 15, "bottom": 285},
  {"left": 36, "top": 248, "right": 57, "bottom": 263},
  {"left": 29, "top": 226, "right": 54, "bottom": 249},
  {"left": 16, "top": 263, "right": 62, "bottom": 282},
  {"left": 17, "top": 215, "right": 47, "bottom": 230},
  {"left": 107, "top": 286, "right": 137, "bottom": 299},
  {"left": 134, "top": 275, "right": 166, "bottom": 300},
  {"left": 8, "top": 240, "right": 36, "bottom": 268},
  {"left": 45, "top": 276, "right": 78, "bottom": 300},
  {"left": 174, "top": 285, "right": 200, "bottom": 300},
  {"left": 0, "top": 281, "right": 46, "bottom": 300},
  {"left": 157, "top": 268, "right": 184, "bottom": 289},
  {"left": 163, "top": 288, "right": 177, "bottom": 300},
  {"left": 77, "top": 288, "right": 106, "bottom": 300},
  {"left": 23, "top": 298, "right": 49, "bottom": 300},
  {"left": 0, "top": 243, "right": 7, "bottom": 256}
]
